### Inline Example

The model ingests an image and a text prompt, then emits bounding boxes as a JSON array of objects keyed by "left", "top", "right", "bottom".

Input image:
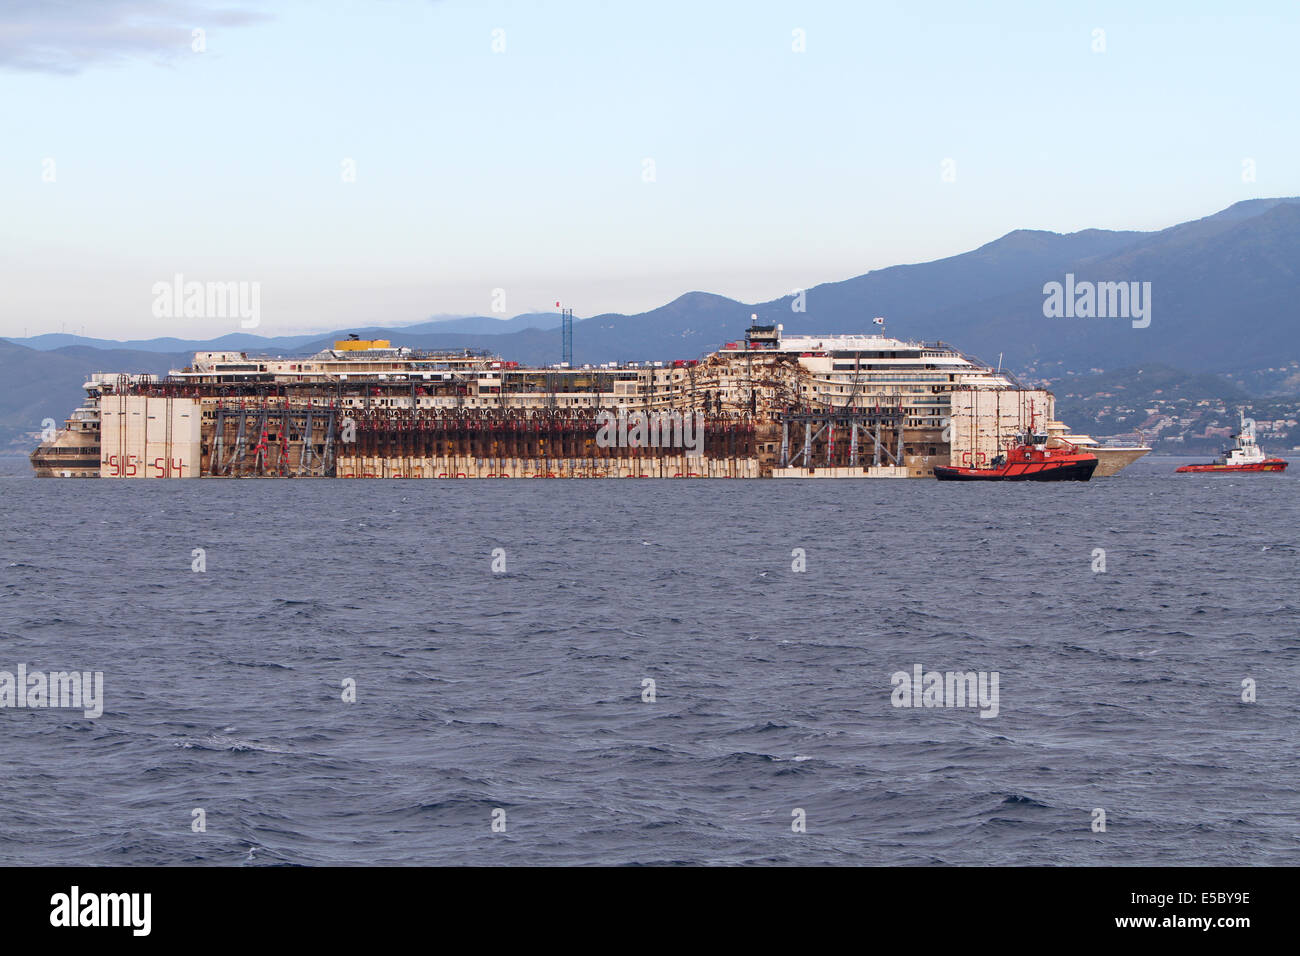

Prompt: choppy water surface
[{"left": 0, "top": 456, "right": 1296, "bottom": 865}]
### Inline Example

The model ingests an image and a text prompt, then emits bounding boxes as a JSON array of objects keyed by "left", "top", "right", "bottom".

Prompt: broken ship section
[
  {"left": 34, "top": 326, "right": 1095, "bottom": 479},
  {"left": 208, "top": 406, "right": 761, "bottom": 479}
]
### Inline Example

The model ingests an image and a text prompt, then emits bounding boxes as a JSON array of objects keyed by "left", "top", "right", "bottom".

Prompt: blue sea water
[{"left": 0, "top": 456, "right": 1296, "bottom": 865}]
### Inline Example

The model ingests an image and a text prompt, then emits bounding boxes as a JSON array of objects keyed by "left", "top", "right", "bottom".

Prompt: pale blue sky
[{"left": 2, "top": 0, "right": 1297, "bottom": 339}]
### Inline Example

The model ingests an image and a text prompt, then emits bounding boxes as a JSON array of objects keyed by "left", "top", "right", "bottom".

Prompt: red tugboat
[
  {"left": 934, "top": 431, "right": 1099, "bottom": 482},
  {"left": 1175, "top": 416, "right": 1288, "bottom": 474}
]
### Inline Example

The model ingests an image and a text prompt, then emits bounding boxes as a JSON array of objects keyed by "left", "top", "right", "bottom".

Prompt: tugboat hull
[
  {"left": 934, "top": 458, "right": 1098, "bottom": 482},
  {"left": 1175, "top": 459, "right": 1288, "bottom": 474}
]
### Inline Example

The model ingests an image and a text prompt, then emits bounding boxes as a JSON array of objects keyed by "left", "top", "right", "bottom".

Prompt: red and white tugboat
[
  {"left": 934, "top": 430, "right": 1099, "bottom": 482},
  {"left": 1175, "top": 416, "right": 1288, "bottom": 474}
]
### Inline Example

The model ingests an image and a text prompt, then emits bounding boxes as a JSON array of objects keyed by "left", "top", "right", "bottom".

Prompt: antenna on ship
[{"left": 557, "top": 301, "right": 573, "bottom": 368}]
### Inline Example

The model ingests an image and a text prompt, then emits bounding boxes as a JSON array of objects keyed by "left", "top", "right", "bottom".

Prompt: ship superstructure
[{"left": 29, "top": 379, "right": 106, "bottom": 478}]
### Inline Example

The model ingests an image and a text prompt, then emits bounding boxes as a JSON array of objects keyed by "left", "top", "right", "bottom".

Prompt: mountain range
[{"left": 4, "top": 197, "right": 1299, "bottom": 451}]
